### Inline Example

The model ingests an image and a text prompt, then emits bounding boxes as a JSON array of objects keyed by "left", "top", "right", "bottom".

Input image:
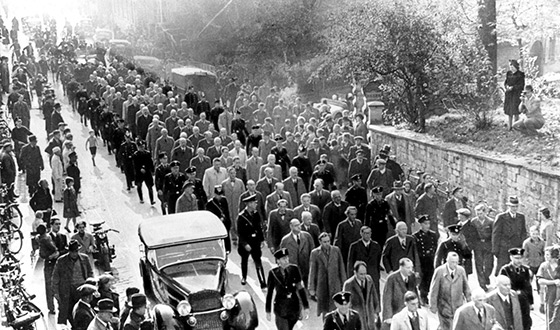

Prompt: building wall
[{"left": 368, "top": 125, "right": 560, "bottom": 223}]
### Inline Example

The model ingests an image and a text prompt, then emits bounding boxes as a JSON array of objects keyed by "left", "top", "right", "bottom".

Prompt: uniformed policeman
[
  {"left": 499, "top": 248, "right": 533, "bottom": 330},
  {"left": 237, "top": 194, "right": 267, "bottom": 288},
  {"left": 265, "top": 248, "right": 310, "bottom": 330},
  {"left": 270, "top": 135, "right": 291, "bottom": 179},
  {"left": 186, "top": 166, "right": 207, "bottom": 210},
  {"left": 119, "top": 132, "right": 137, "bottom": 190},
  {"left": 434, "top": 224, "right": 472, "bottom": 274},
  {"left": 345, "top": 174, "right": 368, "bottom": 221},
  {"left": 323, "top": 291, "right": 361, "bottom": 330},
  {"left": 155, "top": 153, "right": 171, "bottom": 214},
  {"left": 123, "top": 293, "right": 147, "bottom": 330},
  {"left": 132, "top": 140, "right": 155, "bottom": 204},
  {"left": 412, "top": 215, "right": 438, "bottom": 305},
  {"left": 162, "top": 161, "right": 186, "bottom": 215}
]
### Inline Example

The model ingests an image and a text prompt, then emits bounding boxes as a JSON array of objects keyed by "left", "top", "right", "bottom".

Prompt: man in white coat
[{"left": 390, "top": 291, "right": 429, "bottom": 330}]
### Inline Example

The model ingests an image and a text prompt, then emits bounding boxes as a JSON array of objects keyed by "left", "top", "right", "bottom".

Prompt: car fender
[
  {"left": 228, "top": 291, "right": 258, "bottom": 330},
  {"left": 151, "top": 304, "right": 184, "bottom": 330}
]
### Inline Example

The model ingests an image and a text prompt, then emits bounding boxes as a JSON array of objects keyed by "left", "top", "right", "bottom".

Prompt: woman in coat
[
  {"left": 50, "top": 147, "right": 64, "bottom": 202},
  {"left": 308, "top": 233, "right": 347, "bottom": 317},
  {"left": 504, "top": 59, "right": 525, "bottom": 130}
]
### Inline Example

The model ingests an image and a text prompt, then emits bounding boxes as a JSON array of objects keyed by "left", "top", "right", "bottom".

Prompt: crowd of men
[{"left": 1, "top": 15, "right": 558, "bottom": 330}]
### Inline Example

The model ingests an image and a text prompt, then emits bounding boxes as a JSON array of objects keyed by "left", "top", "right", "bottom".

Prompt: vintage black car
[{"left": 138, "top": 211, "right": 258, "bottom": 330}]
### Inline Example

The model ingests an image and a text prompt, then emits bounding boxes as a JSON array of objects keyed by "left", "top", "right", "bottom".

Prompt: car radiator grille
[
  {"left": 190, "top": 290, "right": 223, "bottom": 312},
  {"left": 193, "top": 312, "right": 223, "bottom": 330}
]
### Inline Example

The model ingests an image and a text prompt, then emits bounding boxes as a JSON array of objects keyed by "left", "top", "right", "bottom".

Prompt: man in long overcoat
[
  {"left": 282, "top": 166, "right": 306, "bottom": 208},
  {"left": 385, "top": 181, "right": 415, "bottom": 233},
  {"left": 347, "top": 226, "right": 382, "bottom": 296},
  {"left": 492, "top": 196, "right": 527, "bottom": 275},
  {"left": 52, "top": 240, "right": 93, "bottom": 326},
  {"left": 279, "top": 219, "right": 314, "bottom": 287},
  {"left": 267, "top": 199, "right": 295, "bottom": 252},
  {"left": 334, "top": 206, "right": 363, "bottom": 267},
  {"left": 221, "top": 167, "right": 245, "bottom": 236},
  {"left": 343, "top": 261, "right": 380, "bottom": 330},
  {"left": 382, "top": 222, "right": 421, "bottom": 274},
  {"left": 381, "top": 258, "right": 419, "bottom": 326},
  {"left": 19, "top": 135, "right": 43, "bottom": 194},
  {"left": 308, "top": 233, "right": 347, "bottom": 317},
  {"left": 429, "top": 252, "right": 471, "bottom": 330}
]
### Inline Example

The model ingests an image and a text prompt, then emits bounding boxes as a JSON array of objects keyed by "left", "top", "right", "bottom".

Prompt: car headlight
[
  {"left": 177, "top": 300, "right": 192, "bottom": 316},
  {"left": 222, "top": 294, "right": 236, "bottom": 310}
]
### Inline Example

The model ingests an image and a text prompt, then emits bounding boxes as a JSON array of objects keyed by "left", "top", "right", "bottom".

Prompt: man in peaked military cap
[
  {"left": 162, "top": 160, "right": 186, "bottom": 214},
  {"left": 499, "top": 247, "right": 533, "bottom": 330},
  {"left": 345, "top": 174, "right": 368, "bottom": 221},
  {"left": 412, "top": 215, "right": 438, "bottom": 305},
  {"left": 186, "top": 166, "right": 207, "bottom": 210},
  {"left": 237, "top": 194, "right": 266, "bottom": 288},
  {"left": 323, "top": 291, "right": 361, "bottom": 330},
  {"left": 434, "top": 224, "right": 472, "bottom": 274},
  {"left": 265, "top": 248, "right": 309, "bottom": 330}
]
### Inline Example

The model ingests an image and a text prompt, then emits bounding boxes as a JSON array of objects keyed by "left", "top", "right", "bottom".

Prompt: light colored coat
[
  {"left": 343, "top": 274, "right": 380, "bottom": 330},
  {"left": 390, "top": 308, "right": 429, "bottom": 330},
  {"left": 308, "top": 245, "right": 347, "bottom": 316},
  {"left": 429, "top": 264, "right": 472, "bottom": 326},
  {"left": 246, "top": 155, "right": 263, "bottom": 183},
  {"left": 452, "top": 302, "right": 499, "bottom": 330},
  {"left": 221, "top": 178, "right": 245, "bottom": 222},
  {"left": 154, "top": 135, "right": 174, "bottom": 160},
  {"left": 202, "top": 166, "right": 228, "bottom": 199},
  {"left": 51, "top": 154, "right": 64, "bottom": 201},
  {"left": 228, "top": 147, "right": 247, "bottom": 167}
]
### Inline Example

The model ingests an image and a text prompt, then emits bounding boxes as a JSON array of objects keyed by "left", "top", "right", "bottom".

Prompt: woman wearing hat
[
  {"left": 50, "top": 146, "right": 64, "bottom": 202},
  {"left": 504, "top": 59, "right": 525, "bottom": 130}
]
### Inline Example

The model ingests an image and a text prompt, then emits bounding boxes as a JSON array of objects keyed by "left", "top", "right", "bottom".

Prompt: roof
[
  {"left": 138, "top": 211, "right": 227, "bottom": 248},
  {"left": 171, "top": 66, "right": 216, "bottom": 77}
]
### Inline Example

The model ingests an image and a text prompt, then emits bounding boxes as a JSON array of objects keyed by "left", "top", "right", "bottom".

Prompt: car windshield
[
  {"left": 161, "top": 259, "right": 222, "bottom": 292},
  {"left": 153, "top": 239, "right": 225, "bottom": 269}
]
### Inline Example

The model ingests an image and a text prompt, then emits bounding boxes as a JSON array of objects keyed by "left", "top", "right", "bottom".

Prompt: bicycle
[
  {"left": 0, "top": 258, "right": 43, "bottom": 330},
  {"left": 0, "top": 183, "right": 24, "bottom": 231}
]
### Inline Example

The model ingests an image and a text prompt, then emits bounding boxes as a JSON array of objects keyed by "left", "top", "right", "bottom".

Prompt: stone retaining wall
[{"left": 368, "top": 125, "right": 560, "bottom": 224}]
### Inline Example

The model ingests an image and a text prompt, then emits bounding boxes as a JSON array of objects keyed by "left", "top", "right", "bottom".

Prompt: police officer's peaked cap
[
  {"left": 273, "top": 248, "right": 289, "bottom": 259},
  {"left": 242, "top": 194, "right": 257, "bottom": 203},
  {"left": 332, "top": 291, "right": 352, "bottom": 305},
  {"left": 170, "top": 160, "right": 181, "bottom": 168},
  {"left": 417, "top": 215, "right": 430, "bottom": 223},
  {"left": 508, "top": 248, "right": 525, "bottom": 256},
  {"left": 446, "top": 224, "right": 462, "bottom": 234},
  {"left": 185, "top": 166, "right": 196, "bottom": 174}
]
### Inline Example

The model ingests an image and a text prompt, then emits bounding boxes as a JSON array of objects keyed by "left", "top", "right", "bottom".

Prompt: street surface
[{"left": 12, "top": 88, "right": 546, "bottom": 330}]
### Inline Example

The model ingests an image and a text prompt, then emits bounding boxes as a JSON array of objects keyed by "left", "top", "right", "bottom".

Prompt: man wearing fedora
[
  {"left": 348, "top": 150, "right": 371, "bottom": 189},
  {"left": 492, "top": 196, "right": 527, "bottom": 274},
  {"left": 123, "top": 293, "right": 147, "bottom": 330},
  {"left": 442, "top": 187, "right": 467, "bottom": 227},
  {"left": 52, "top": 239, "right": 93, "bottom": 326},
  {"left": 385, "top": 181, "right": 415, "bottom": 233},
  {"left": 88, "top": 298, "right": 117, "bottom": 330},
  {"left": 72, "top": 284, "right": 97, "bottom": 330}
]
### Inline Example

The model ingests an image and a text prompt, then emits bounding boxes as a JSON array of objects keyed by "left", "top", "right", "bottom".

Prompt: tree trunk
[{"left": 477, "top": 0, "right": 497, "bottom": 74}]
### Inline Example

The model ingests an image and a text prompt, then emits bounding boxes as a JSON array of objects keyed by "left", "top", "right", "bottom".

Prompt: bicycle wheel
[
  {"left": 8, "top": 229, "right": 23, "bottom": 255},
  {"left": 8, "top": 205, "right": 23, "bottom": 230}
]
